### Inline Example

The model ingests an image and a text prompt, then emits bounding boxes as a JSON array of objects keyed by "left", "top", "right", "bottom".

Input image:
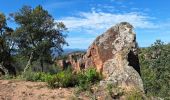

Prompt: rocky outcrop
[
  {"left": 55, "top": 22, "right": 144, "bottom": 92},
  {"left": 55, "top": 52, "right": 85, "bottom": 71},
  {"left": 84, "top": 22, "right": 143, "bottom": 91}
]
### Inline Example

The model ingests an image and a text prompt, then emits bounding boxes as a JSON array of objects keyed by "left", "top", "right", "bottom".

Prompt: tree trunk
[
  {"left": 24, "top": 52, "right": 33, "bottom": 72},
  {"left": 0, "top": 62, "right": 9, "bottom": 75},
  {"left": 40, "top": 59, "right": 44, "bottom": 72}
]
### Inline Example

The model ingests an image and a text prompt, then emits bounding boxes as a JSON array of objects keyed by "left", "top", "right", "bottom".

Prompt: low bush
[
  {"left": 0, "top": 74, "right": 14, "bottom": 80},
  {"left": 47, "top": 68, "right": 102, "bottom": 89},
  {"left": 76, "top": 72, "right": 91, "bottom": 91},
  {"left": 84, "top": 68, "right": 102, "bottom": 83},
  {"left": 15, "top": 67, "right": 102, "bottom": 90},
  {"left": 21, "top": 70, "right": 39, "bottom": 81},
  {"left": 21, "top": 70, "right": 54, "bottom": 82},
  {"left": 47, "top": 69, "right": 76, "bottom": 88},
  {"left": 76, "top": 68, "right": 102, "bottom": 91}
]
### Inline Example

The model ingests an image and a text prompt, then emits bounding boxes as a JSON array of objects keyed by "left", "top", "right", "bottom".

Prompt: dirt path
[{"left": 0, "top": 80, "right": 75, "bottom": 100}]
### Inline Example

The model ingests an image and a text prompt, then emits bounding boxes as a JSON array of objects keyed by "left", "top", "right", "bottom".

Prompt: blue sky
[{"left": 0, "top": 0, "right": 170, "bottom": 49}]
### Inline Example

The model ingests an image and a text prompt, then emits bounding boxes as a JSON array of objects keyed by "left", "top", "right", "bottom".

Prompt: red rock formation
[
  {"left": 55, "top": 52, "right": 85, "bottom": 71},
  {"left": 55, "top": 22, "right": 144, "bottom": 92},
  {"left": 83, "top": 22, "right": 143, "bottom": 91}
]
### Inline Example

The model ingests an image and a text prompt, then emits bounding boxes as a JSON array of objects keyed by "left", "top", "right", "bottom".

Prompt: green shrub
[
  {"left": 0, "top": 74, "right": 13, "bottom": 80},
  {"left": 85, "top": 68, "right": 102, "bottom": 83},
  {"left": 56, "top": 70, "right": 75, "bottom": 87},
  {"left": 47, "top": 69, "right": 76, "bottom": 88},
  {"left": 39, "top": 73, "right": 53, "bottom": 82},
  {"left": 21, "top": 70, "right": 54, "bottom": 82},
  {"left": 47, "top": 68, "right": 102, "bottom": 89},
  {"left": 76, "top": 68, "right": 102, "bottom": 91},
  {"left": 21, "top": 70, "right": 39, "bottom": 81},
  {"left": 47, "top": 76, "right": 58, "bottom": 88},
  {"left": 76, "top": 72, "right": 91, "bottom": 91}
]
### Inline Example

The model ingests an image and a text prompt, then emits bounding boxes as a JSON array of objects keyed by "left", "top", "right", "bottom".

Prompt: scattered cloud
[
  {"left": 52, "top": 2, "right": 170, "bottom": 49},
  {"left": 57, "top": 11, "right": 157, "bottom": 34}
]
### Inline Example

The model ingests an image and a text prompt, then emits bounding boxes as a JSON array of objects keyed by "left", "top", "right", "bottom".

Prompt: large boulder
[{"left": 84, "top": 22, "right": 143, "bottom": 91}]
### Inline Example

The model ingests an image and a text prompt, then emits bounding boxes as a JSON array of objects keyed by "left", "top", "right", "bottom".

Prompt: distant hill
[
  {"left": 62, "top": 48, "right": 86, "bottom": 55},
  {"left": 52, "top": 48, "right": 86, "bottom": 57}
]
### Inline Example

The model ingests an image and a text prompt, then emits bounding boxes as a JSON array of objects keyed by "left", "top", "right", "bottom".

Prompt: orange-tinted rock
[
  {"left": 55, "top": 52, "right": 85, "bottom": 71},
  {"left": 84, "top": 22, "right": 143, "bottom": 91},
  {"left": 56, "top": 22, "right": 144, "bottom": 92}
]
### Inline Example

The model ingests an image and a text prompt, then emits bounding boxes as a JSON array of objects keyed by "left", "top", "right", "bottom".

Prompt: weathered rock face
[
  {"left": 84, "top": 22, "right": 143, "bottom": 91},
  {"left": 55, "top": 22, "right": 144, "bottom": 91},
  {"left": 55, "top": 52, "right": 85, "bottom": 71}
]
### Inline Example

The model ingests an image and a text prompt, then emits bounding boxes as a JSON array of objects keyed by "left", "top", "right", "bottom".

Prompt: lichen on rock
[
  {"left": 84, "top": 22, "right": 144, "bottom": 92},
  {"left": 55, "top": 22, "right": 144, "bottom": 92}
]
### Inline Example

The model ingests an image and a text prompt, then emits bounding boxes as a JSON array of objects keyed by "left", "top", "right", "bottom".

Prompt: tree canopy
[
  {"left": 11, "top": 5, "right": 68, "bottom": 72},
  {"left": 0, "top": 13, "right": 16, "bottom": 75},
  {"left": 139, "top": 40, "right": 170, "bottom": 99}
]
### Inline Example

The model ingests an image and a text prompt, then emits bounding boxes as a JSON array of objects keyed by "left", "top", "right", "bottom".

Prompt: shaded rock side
[{"left": 84, "top": 22, "right": 143, "bottom": 91}]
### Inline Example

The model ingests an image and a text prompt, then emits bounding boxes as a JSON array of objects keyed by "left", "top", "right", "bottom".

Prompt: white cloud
[
  {"left": 56, "top": 10, "right": 170, "bottom": 49},
  {"left": 57, "top": 11, "right": 157, "bottom": 34}
]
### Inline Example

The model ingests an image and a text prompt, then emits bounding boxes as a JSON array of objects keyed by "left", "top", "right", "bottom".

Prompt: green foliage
[
  {"left": 47, "top": 69, "right": 76, "bottom": 88},
  {"left": 0, "top": 13, "right": 16, "bottom": 75},
  {"left": 21, "top": 70, "right": 37, "bottom": 81},
  {"left": 47, "top": 76, "right": 57, "bottom": 88},
  {"left": 76, "top": 72, "right": 91, "bottom": 91},
  {"left": 13, "top": 55, "right": 60, "bottom": 75},
  {"left": 11, "top": 5, "right": 68, "bottom": 72},
  {"left": 139, "top": 40, "right": 170, "bottom": 99},
  {"left": 85, "top": 68, "right": 102, "bottom": 83},
  {"left": 0, "top": 74, "right": 13, "bottom": 80},
  {"left": 47, "top": 68, "right": 102, "bottom": 90},
  {"left": 20, "top": 70, "right": 53, "bottom": 82},
  {"left": 76, "top": 68, "right": 102, "bottom": 91}
]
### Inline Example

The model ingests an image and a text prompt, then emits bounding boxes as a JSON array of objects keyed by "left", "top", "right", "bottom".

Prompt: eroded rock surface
[
  {"left": 55, "top": 22, "right": 144, "bottom": 91},
  {"left": 84, "top": 22, "right": 143, "bottom": 91},
  {"left": 55, "top": 52, "right": 85, "bottom": 71}
]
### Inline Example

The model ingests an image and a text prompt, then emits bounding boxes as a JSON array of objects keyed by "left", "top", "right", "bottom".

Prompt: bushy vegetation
[
  {"left": 76, "top": 68, "right": 102, "bottom": 91},
  {"left": 47, "top": 68, "right": 102, "bottom": 90},
  {"left": 139, "top": 40, "right": 170, "bottom": 99},
  {"left": 10, "top": 67, "right": 102, "bottom": 90},
  {"left": 47, "top": 68, "right": 76, "bottom": 88},
  {"left": 20, "top": 70, "right": 53, "bottom": 82}
]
